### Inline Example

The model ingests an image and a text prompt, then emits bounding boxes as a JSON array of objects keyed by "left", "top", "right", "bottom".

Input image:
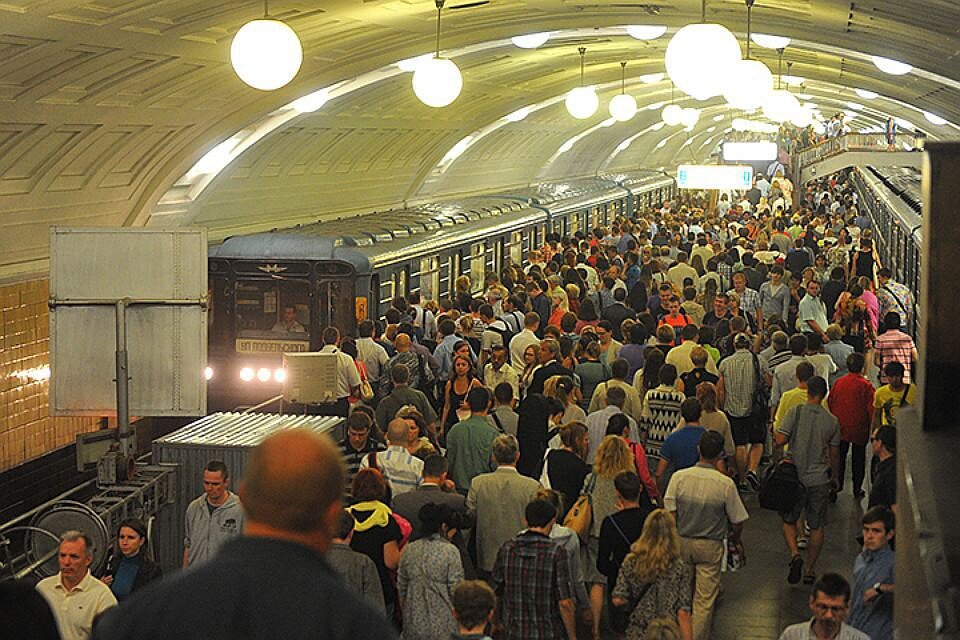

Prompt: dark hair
[
  {"left": 807, "top": 376, "right": 828, "bottom": 399},
  {"left": 613, "top": 471, "right": 642, "bottom": 502},
  {"left": 680, "top": 397, "right": 702, "bottom": 423},
  {"left": 525, "top": 499, "right": 558, "bottom": 527},
  {"left": 812, "top": 573, "right": 851, "bottom": 604},
  {"left": 335, "top": 509, "right": 356, "bottom": 539},
  {"left": 698, "top": 430, "right": 725, "bottom": 460},
  {"left": 605, "top": 413, "right": 631, "bottom": 437},
  {"left": 611, "top": 358, "right": 629, "bottom": 380},
  {"left": 117, "top": 517, "right": 147, "bottom": 541},
  {"left": 423, "top": 454, "right": 449, "bottom": 478},
  {"left": 875, "top": 425, "right": 896, "bottom": 452},
  {"left": 789, "top": 333, "right": 808, "bottom": 356},
  {"left": 453, "top": 581, "right": 496, "bottom": 630},
  {"left": 883, "top": 361, "right": 905, "bottom": 378},
  {"left": 884, "top": 312, "right": 901, "bottom": 331},
  {"left": 862, "top": 506, "right": 895, "bottom": 534},
  {"left": 205, "top": 460, "right": 229, "bottom": 480},
  {"left": 467, "top": 386, "right": 491, "bottom": 412},
  {"left": 846, "top": 351, "right": 865, "bottom": 374},
  {"left": 494, "top": 381, "right": 514, "bottom": 404},
  {"left": 795, "top": 361, "right": 815, "bottom": 383},
  {"left": 419, "top": 503, "right": 456, "bottom": 537},
  {"left": 659, "top": 363, "right": 678, "bottom": 386}
]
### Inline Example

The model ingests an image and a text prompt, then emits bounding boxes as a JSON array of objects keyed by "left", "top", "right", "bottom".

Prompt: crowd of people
[{"left": 6, "top": 166, "right": 914, "bottom": 640}]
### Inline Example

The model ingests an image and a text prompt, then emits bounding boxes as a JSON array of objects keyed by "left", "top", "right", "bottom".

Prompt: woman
[
  {"left": 727, "top": 292, "right": 757, "bottom": 334},
  {"left": 398, "top": 504, "right": 465, "bottom": 640},
  {"left": 612, "top": 509, "right": 693, "bottom": 640},
  {"left": 543, "top": 375, "right": 586, "bottom": 424},
  {"left": 541, "top": 422, "right": 591, "bottom": 520},
  {"left": 518, "top": 344, "right": 541, "bottom": 401},
  {"left": 395, "top": 405, "right": 440, "bottom": 458},
  {"left": 694, "top": 382, "right": 735, "bottom": 465},
  {"left": 618, "top": 323, "right": 649, "bottom": 382},
  {"left": 858, "top": 275, "right": 880, "bottom": 334},
  {"left": 548, "top": 291, "right": 570, "bottom": 328},
  {"left": 340, "top": 338, "right": 372, "bottom": 406},
  {"left": 575, "top": 340, "right": 610, "bottom": 411},
  {"left": 454, "top": 275, "right": 473, "bottom": 313},
  {"left": 347, "top": 469, "right": 404, "bottom": 616},
  {"left": 576, "top": 298, "right": 601, "bottom": 333},
  {"left": 582, "top": 436, "right": 637, "bottom": 640},
  {"left": 851, "top": 237, "right": 875, "bottom": 283},
  {"left": 439, "top": 354, "right": 483, "bottom": 436},
  {"left": 834, "top": 284, "right": 874, "bottom": 355},
  {"left": 102, "top": 518, "right": 162, "bottom": 600},
  {"left": 565, "top": 284, "right": 582, "bottom": 315},
  {"left": 632, "top": 346, "right": 665, "bottom": 396},
  {"left": 812, "top": 253, "right": 830, "bottom": 284}
]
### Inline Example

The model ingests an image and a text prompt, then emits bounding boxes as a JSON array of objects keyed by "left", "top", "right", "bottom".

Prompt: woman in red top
[{"left": 657, "top": 298, "right": 692, "bottom": 341}]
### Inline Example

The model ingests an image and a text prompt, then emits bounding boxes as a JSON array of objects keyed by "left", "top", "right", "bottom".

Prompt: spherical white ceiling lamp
[
  {"left": 231, "top": 13, "right": 303, "bottom": 91},
  {"left": 626, "top": 25, "right": 668, "bottom": 40},
  {"left": 512, "top": 32, "right": 551, "bottom": 49},
  {"left": 762, "top": 89, "right": 800, "bottom": 123},
  {"left": 609, "top": 62, "right": 637, "bottom": 122},
  {"left": 665, "top": 22, "right": 741, "bottom": 100},
  {"left": 751, "top": 33, "right": 791, "bottom": 49},
  {"left": 722, "top": 58, "right": 773, "bottom": 110},
  {"left": 566, "top": 47, "right": 598, "bottom": 119},
  {"left": 412, "top": 0, "right": 462, "bottom": 107},
  {"left": 662, "top": 104, "right": 684, "bottom": 126},
  {"left": 413, "top": 58, "right": 463, "bottom": 107}
]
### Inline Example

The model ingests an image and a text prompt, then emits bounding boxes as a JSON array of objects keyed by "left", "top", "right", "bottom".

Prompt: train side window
[
  {"left": 397, "top": 268, "right": 408, "bottom": 300},
  {"left": 234, "top": 279, "right": 311, "bottom": 339},
  {"left": 380, "top": 274, "right": 395, "bottom": 309},
  {"left": 470, "top": 243, "right": 485, "bottom": 294},
  {"left": 419, "top": 257, "right": 439, "bottom": 302},
  {"left": 509, "top": 231, "right": 523, "bottom": 266}
]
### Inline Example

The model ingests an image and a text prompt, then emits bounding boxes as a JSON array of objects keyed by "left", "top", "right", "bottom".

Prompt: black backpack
[{"left": 758, "top": 460, "right": 804, "bottom": 512}]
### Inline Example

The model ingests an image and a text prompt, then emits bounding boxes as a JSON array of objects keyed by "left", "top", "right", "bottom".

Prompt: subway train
[
  {"left": 851, "top": 166, "right": 923, "bottom": 333},
  {"left": 206, "top": 171, "right": 676, "bottom": 411}
]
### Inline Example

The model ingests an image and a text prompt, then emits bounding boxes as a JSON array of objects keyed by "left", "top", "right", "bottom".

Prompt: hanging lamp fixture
[
  {"left": 662, "top": 82, "right": 684, "bottom": 126},
  {"left": 665, "top": 0, "right": 741, "bottom": 100},
  {"left": 231, "top": 0, "right": 303, "bottom": 91},
  {"left": 609, "top": 62, "right": 638, "bottom": 121},
  {"left": 566, "top": 47, "right": 599, "bottom": 119},
  {"left": 762, "top": 48, "right": 800, "bottom": 123},
  {"left": 722, "top": 0, "right": 773, "bottom": 110},
  {"left": 412, "top": 0, "right": 463, "bottom": 107}
]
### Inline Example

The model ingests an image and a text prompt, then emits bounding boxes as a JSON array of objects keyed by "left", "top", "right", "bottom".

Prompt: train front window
[{"left": 235, "top": 280, "right": 311, "bottom": 340}]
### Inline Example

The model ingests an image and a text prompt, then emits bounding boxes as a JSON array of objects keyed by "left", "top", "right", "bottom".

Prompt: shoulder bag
[
  {"left": 563, "top": 472, "right": 597, "bottom": 540},
  {"left": 758, "top": 459, "right": 803, "bottom": 512}
]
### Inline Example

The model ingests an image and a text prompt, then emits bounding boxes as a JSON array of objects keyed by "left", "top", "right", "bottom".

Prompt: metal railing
[{"left": 795, "top": 133, "right": 919, "bottom": 169}]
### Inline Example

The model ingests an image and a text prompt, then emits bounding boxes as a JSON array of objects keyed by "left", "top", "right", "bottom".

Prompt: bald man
[
  {"left": 360, "top": 418, "right": 424, "bottom": 496},
  {"left": 93, "top": 429, "right": 397, "bottom": 640},
  {"left": 382, "top": 332, "right": 435, "bottom": 395}
]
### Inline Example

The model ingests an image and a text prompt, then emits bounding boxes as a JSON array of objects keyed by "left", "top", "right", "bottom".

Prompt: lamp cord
[
  {"left": 435, "top": 0, "right": 444, "bottom": 57},
  {"left": 620, "top": 61, "right": 627, "bottom": 94},
  {"left": 701, "top": 0, "right": 706, "bottom": 23},
  {"left": 263, "top": 0, "right": 269, "bottom": 18},
  {"left": 746, "top": 0, "right": 752, "bottom": 59},
  {"left": 579, "top": 46, "right": 586, "bottom": 87}
]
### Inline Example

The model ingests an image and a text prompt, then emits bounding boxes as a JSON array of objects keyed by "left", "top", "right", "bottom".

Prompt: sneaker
[
  {"left": 788, "top": 556, "right": 804, "bottom": 584},
  {"left": 797, "top": 535, "right": 809, "bottom": 550},
  {"left": 746, "top": 470, "right": 761, "bottom": 491}
]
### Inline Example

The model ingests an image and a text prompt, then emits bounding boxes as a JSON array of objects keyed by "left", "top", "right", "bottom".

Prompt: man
[
  {"left": 667, "top": 324, "right": 720, "bottom": 377},
  {"left": 868, "top": 425, "right": 897, "bottom": 512},
  {"left": 775, "top": 377, "right": 841, "bottom": 585},
  {"left": 727, "top": 272, "right": 760, "bottom": 318},
  {"left": 665, "top": 430, "right": 748, "bottom": 640},
  {"left": 392, "top": 454, "right": 472, "bottom": 540},
  {"left": 828, "top": 353, "right": 875, "bottom": 498},
  {"left": 785, "top": 238, "right": 812, "bottom": 275},
  {"left": 340, "top": 411, "right": 385, "bottom": 493},
  {"left": 96, "top": 429, "right": 396, "bottom": 639},
  {"left": 356, "top": 319, "right": 390, "bottom": 395},
  {"left": 452, "top": 580, "right": 497, "bottom": 640},
  {"left": 467, "top": 435, "right": 542, "bottom": 575},
  {"left": 821, "top": 268, "right": 847, "bottom": 320},
  {"left": 773, "top": 361, "right": 818, "bottom": 435},
  {"left": 690, "top": 237, "right": 715, "bottom": 270},
  {"left": 770, "top": 333, "right": 809, "bottom": 414},
  {"left": 680, "top": 347, "right": 719, "bottom": 399},
  {"left": 657, "top": 398, "right": 709, "bottom": 487},
  {"left": 326, "top": 510, "right": 385, "bottom": 614},
  {"left": 483, "top": 345, "right": 519, "bottom": 398},
  {"left": 777, "top": 573, "right": 869, "bottom": 640},
  {"left": 360, "top": 418, "right": 423, "bottom": 496},
  {"left": 446, "top": 387, "right": 501, "bottom": 493},
  {"left": 408, "top": 291, "right": 437, "bottom": 343},
  {"left": 824, "top": 324, "right": 854, "bottom": 387},
  {"left": 509, "top": 311, "right": 541, "bottom": 371},
  {"left": 597, "top": 472, "right": 652, "bottom": 601},
  {"left": 601, "top": 288, "right": 635, "bottom": 341},
  {"left": 701, "top": 293, "right": 733, "bottom": 328},
  {"left": 36, "top": 531, "right": 117, "bottom": 640},
  {"left": 596, "top": 320, "right": 624, "bottom": 366},
  {"left": 490, "top": 381, "right": 519, "bottom": 437},
  {"left": 375, "top": 364, "right": 437, "bottom": 431},
  {"left": 589, "top": 358, "right": 643, "bottom": 425},
  {"left": 383, "top": 331, "right": 437, "bottom": 397},
  {"left": 717, "top": 333, "right": 760, "bottom": 487},
  {"left": 526, "top": 280, "right": 552, "bottom": 337},
  {"left": 271, "top": 305, "right": 305, "bottom": 333},
  {"left": 434, "top": 318, "right": 465, "bottom": 381},
  {"left": 798, "top": 279, "right": 829, "bottom": 343},
  {"left": 499, "top": 295, "right": 527, "bottom": 335},
  {"left": 183, "top": 460, "right": 244, "bottom": 568},
  {"left": 491, "top": 499, "right": 576, "bottom": 640},
  {"left": 526, "top": 339, "right": 574, "bottom": 396},
  {"left": 873, "top": 312, "right": 918, "bottom": 384},
  {"left": 876, "top": 267, "right": 914, "bottom": 331},
  {"left": 849, "top": 507, "right": 895, "bottom": 640},
  {"left": 668, "top": 251, "right": 699, "bottom": 291},
  {"left": 586, "top": 385, "right": 637, "bottom": 458},
  {"left": 872, "top": 362, "right": 916, "bottom": 431},
  {"left": 317, "top": 326, "right": 361, "bottom": 416}
]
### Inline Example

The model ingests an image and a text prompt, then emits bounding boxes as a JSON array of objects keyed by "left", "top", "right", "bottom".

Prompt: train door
[
  {"left": 470, "top": 242, "right": 486, "bottom": 294},
  {"left": 419, "top": 256, "right": 440, "bottom": 302},
  {"left": 317, "top": 279, "right": 355, "bottom": 334}
]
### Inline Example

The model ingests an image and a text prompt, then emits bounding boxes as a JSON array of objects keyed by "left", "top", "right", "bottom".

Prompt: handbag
[
  {"left": 358, "top": 366, "right": 375, "bottom": 403},
  {"left": 563, "top": 473, "right": 597, "bottom": 540},
  {"left": 758, "top": 459, "right": 803, "bottom": 512},
  {"left": 750, "top": 353, "right": 770, "bottom": 423}
]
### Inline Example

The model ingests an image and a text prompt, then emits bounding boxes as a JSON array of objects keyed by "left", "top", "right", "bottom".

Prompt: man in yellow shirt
[
  {"left": 872, "top": 362, "right": 916, "bottom": 430},
  {"left": 773, "top": 362, "right": 827, "bottom": 432}
]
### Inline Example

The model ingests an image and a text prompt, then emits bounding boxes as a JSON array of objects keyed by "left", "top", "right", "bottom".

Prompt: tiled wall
[{"left": 0, "top": 278, "right": 100, "bottom": 471}]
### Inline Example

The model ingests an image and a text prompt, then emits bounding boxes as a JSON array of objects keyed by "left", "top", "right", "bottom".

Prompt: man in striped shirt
[
  {"left": 873, "top": 312, "right": 918, "bottom": 384},
  {"left": 360, "top": 418, "right": 423, "bottom": 497}
]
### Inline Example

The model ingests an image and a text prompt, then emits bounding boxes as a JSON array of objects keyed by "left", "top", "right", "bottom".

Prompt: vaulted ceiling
[{"left": 2, "top": 0, "right": 959, "bottom": 279}]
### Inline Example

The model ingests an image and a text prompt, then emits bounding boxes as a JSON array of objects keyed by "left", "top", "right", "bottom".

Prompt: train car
[{"left": 205, "top": 173, "right": 675, "bottom": 411}]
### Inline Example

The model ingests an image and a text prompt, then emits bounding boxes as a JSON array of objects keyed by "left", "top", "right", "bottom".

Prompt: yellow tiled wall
[{"left": 0, "top": 278, "right": 99, "bottom": 471}]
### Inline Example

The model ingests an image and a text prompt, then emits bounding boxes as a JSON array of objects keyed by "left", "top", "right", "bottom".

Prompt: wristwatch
[{"left": 872, "top": 582, "right": 883, "bottom": 594}]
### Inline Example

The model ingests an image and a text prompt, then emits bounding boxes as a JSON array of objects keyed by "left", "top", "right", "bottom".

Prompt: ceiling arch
[{"left": 1, "top": 1, "right": 958, "bottom": 279}]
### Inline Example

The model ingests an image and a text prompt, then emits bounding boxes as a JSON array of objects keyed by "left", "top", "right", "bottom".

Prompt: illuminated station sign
[{"left": 677, "top": 164, "right": 754, "bottom": 190}]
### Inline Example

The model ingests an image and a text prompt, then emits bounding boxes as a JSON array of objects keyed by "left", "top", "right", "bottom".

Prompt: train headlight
[
  {"left": 239, "top": 367, "right": 255, "bottom": 382},
  {"left": 256, "top": 367, "right": 272, "bottom": 382},
  {"left": 274, "top": 368, "right": 287, "bottom": 383},
  {"left": 204, "top": 366, "right": 214, "bottom": 381}
]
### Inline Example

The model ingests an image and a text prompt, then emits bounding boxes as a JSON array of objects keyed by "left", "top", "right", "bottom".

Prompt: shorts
[
  {"left": 731, "top": 415, "right": 765, "bottom": 446},
  {"left": 780, "top": 483, "right": 831, "bottom": 529}
]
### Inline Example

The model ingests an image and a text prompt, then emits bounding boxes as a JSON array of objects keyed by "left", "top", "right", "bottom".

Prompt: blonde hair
[
  {"left": 455, "top": 275, "right": 472, "bottom": 294},
  {"left": 543, "top": 375, "right": 576, "bottom": 407},
  {"left": 593, "top": 436, "right": 634, "bottom": 478},
  {"left": 623, "top": 508, "right": 681, "bottom": 583}
]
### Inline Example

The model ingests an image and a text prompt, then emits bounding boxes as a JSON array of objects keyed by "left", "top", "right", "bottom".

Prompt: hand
[
  {"left": 440, "top": 478, "right": 457, "bottom": 492},
  {"left": 101, "top": 575, "right": 113, "bottom": 586},
  {"left": 864, "top": 587, "right": 880, "bottom": 603}
]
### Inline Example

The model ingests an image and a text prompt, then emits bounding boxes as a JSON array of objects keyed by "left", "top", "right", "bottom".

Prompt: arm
[
  {"left": 382, "top": 540, "right": 401, "bottom": 571},
  {"left": 828, "top": 445, "right": 841, "bottom": 489},
  {"left": 559, "top": 598, "right": 577, "bottom": 640},
  {"left": 677, "top": 608, "right": 693, "bottom": 640},
  {"left": 182, "top": 548, "right": 190, "bottom": 568},
  {"left": 716, "top": 375, "right": 726, "bottom": 408},
  {"left": 655, "top": 457, "right": 669, "bottom": 485},
  {"left": 438, "top": 380, "right": 452, "bottom": 434},
  {"left": 872, "top": 407, "right": 883, "bottom": 433}
]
